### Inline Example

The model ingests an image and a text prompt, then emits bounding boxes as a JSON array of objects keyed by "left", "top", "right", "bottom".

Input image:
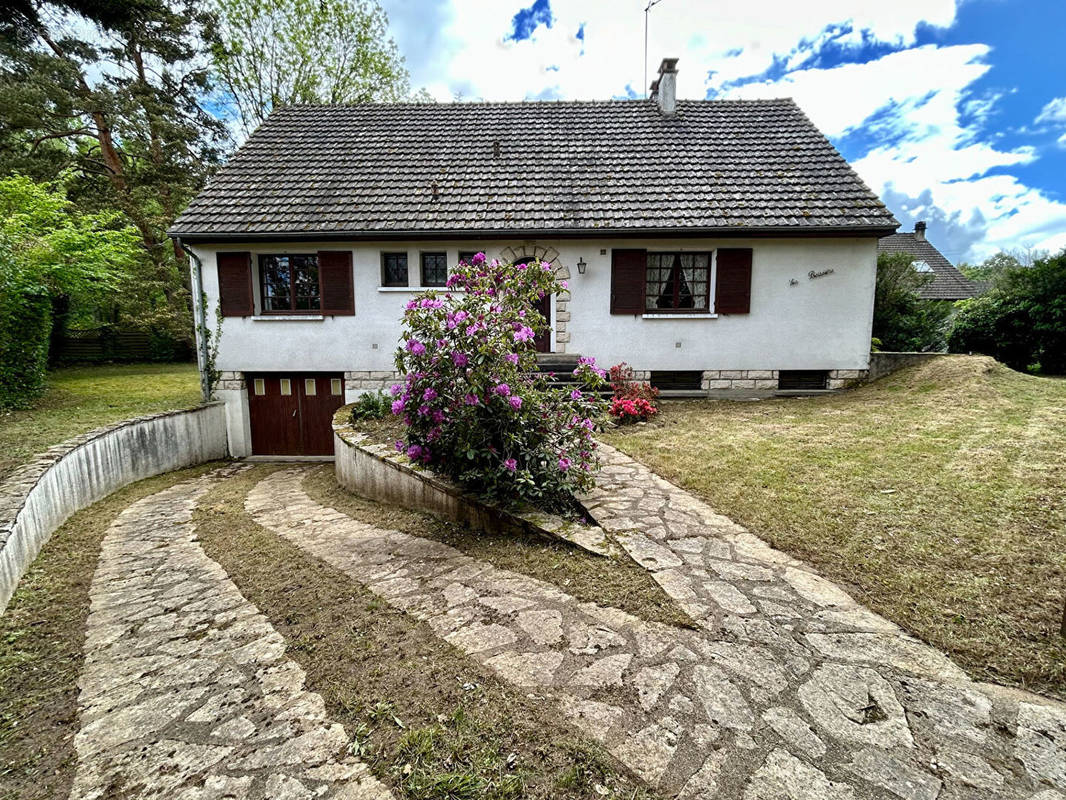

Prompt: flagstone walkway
[
  {"left": 247, "top": 463, "right": 1066, "bottom": 800},
  {"left": 71, "top": 467, "right": 393, "bottom": 800}
]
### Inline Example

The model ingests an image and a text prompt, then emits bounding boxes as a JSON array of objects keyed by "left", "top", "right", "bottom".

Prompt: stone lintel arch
[{"left": 497, "top": 243, "right": 571, "bottom": 353}]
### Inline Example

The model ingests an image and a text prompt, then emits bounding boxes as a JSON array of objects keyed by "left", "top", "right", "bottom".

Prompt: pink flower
[
  {"left": 503, "top": 458, "right": 517, "bottom": 472},
  {"left": 557, "top": 457, "right": 571, "bottom": 471},
  {"left": 505, "top": 353, "right": 520, "bottom": 365},
  {"left": 418, "top": 404, "right": 430, "bottom": 416},
  {"left": 464, "top": 393, "right": 479, "bottom": 405},
  {"left": 471, "top": 252, "right": 486, "bottom": 266},
  {"left": 394, "top": 439, "right": 404, "bottom": 452},
  {"left": 389, "top": 383, "right": 403, "bottom": 396},
  {"left": 493, "top": 383, "right": 511, "bottom": 396},
  {"left": 560, "top": 280, "right": 569, "bottom": 289},
  {"left": 570, "top": 389, "right": 582, "bottom": 400},
  {"left": 406, "top": 339, "right": 426, "bottom": 355},
  {"left": 406, "top": 444, "right": 423, "bottom": 460},
  {"left": 509, "top": 395, "right": 523, "bottom": 410},
  {"left": 391, "top": 399, "right": 405, "bottom": 415},
  {"left": 513, "top": 325, "right": 534, "bottom": 343},
  {"left": 405, "top": 299, "right": 418, "bottom": 310},
  {"left": 423, "top": 387, "right": 437, "bottom": 401},
  {"left": 451, "top": 352, "right": 469, "bottom": 367}
]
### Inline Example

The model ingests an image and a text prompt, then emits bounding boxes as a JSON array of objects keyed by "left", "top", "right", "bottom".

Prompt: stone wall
[
  {"left": 867, "top": 352, "right": 942, "bottom": 383},
  {"left": 0, "top": 404, "right": 229, "bottom": 613},
  {"left": 333, "top": 414, "right": 611, "bottom": 555},
  {"left": 344, "top": 370, "right": 402, "bottom": 393}
]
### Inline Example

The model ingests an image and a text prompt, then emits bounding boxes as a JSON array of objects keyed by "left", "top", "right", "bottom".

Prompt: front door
[
  {"left": 533, "top": 293, "right": 552, "bottom": 353},
  {"left": 246, "top": 373, "right": 345, "bottom": 456}
]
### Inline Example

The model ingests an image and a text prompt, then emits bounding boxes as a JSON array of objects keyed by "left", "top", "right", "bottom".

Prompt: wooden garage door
[{"left": 246, "top": 373, "right": 345, "bottom": 456}]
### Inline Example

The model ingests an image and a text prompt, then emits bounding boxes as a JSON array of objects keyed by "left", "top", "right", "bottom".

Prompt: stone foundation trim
[
  {"left": 0, "top": 404, "right": 229, "bottom": 613},
  {"left": 332, "top": 411, "right": 613, "bottom": 557}
]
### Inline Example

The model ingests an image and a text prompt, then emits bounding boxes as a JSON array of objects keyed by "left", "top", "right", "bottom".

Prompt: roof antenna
[
  {"left": 644, "top": 0, "right": 665, "bottom": 99},
  {"left": 493, "top": 139, "right": 501, "bottom": 158}
]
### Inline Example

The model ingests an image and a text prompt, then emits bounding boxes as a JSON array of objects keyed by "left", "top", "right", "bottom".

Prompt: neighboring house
[
  {"left": 170, "top": 59, "right": 898, "bottom": 457},
  {"left": 878, "top": 222, "right": 983, "bottom": 301}
]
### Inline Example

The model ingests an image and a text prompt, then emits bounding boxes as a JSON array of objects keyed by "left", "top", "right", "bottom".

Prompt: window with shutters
[
  {"left": 420, "top": 252, "right": 448, "bottom": 287},
  {"left": 382, "top": 252, "right": 409, "bottom": 287},
  {"left": 645, "top": 253, "right": 711, "bottom": 312},
  {"left": 260, "top": 254, "right": 320, "bottom": 312}
]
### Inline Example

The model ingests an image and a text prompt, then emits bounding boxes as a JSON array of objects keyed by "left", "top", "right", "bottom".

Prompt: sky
[{"left": 378, "top": 0, "right": 1066, "bottom": 263}]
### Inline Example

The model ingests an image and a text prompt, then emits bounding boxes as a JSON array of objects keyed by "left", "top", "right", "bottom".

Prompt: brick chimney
[
  {"left": 652, "top": 58, "right": 678, "bottom": 115},
  {"left": 914, "top": 220, "right": 927, "bottom": 241}
]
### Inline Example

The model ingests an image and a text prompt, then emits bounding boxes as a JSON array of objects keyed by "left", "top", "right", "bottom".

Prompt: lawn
[
  {"left": 0, "top": 362, "right": 201, "bottom": 482},
  {"left": 602, "top": 355, "right": 1066, "bottom": 698}
]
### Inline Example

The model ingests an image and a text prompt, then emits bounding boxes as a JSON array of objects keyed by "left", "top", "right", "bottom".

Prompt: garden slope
[{"left": 602, "top": 355, "right": 1066, "bottom": 697}]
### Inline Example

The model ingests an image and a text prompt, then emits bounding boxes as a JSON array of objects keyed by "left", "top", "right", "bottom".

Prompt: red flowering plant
[
  {"left": 391, "top": 253, "right": 608, "bottom": 511},
  {"left": 607, "top": 362, "right": 659, "bottom": 423}
]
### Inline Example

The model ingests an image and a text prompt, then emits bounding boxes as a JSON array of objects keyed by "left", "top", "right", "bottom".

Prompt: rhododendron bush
[
  {"left": 391, "top": 254, "right": 607, "bottom": 510},
  {"left": 608, "top": 362, "right": 659, "bottom": 423}
]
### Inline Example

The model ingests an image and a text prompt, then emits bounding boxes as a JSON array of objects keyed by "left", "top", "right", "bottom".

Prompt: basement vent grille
[
  {"left": 650, "top": 370, "right": 703, "bottom": 391},
  {"left": 778, "top": 370, "right": 828, "bottom": 391}
]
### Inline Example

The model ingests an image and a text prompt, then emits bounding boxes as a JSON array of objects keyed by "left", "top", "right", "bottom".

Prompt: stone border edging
[
  {"left": 0, "top": 402, "right": 229, "bottom": 613},
  {"left": 332, "top": 413, "right": 614, "bottom": 557}
]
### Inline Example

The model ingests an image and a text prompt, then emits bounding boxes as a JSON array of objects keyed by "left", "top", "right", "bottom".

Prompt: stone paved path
[
  {"left": 247, "top": 465, "right": 1066, "bottom": 800},
  {"left": 71, "top": 468, "right": 394, "bottom": 800}
]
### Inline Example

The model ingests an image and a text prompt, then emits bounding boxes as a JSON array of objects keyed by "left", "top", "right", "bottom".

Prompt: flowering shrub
[
  {"left": 391, "top": 254, "right": 607, "bottom": 511},
  {"left": 608, "top": 362, "right": 659, "bottom": 423}
]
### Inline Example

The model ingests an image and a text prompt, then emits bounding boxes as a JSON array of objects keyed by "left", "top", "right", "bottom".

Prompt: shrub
[
  {"left": 948, "top": 249, "right": 1066, "bottom": 373},
  {"left": 607, "top": 362, "right": 659, "bottom": 423},
  {"left": 392, "top": 254, "right": 607, "bottom": 511},
  {"left": 350, "top": 389, "right": 391, "bottom": 421},
  {"left": 0, "top": 286, "right": 51, "bottom": 409},
  {"left": 873, "top": 252, "right": 953, "bottom": 352}
]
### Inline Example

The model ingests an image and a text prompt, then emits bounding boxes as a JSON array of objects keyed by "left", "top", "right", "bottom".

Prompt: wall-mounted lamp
[{"left": 577, "top": 257, "right": 587, "bottom": 275}]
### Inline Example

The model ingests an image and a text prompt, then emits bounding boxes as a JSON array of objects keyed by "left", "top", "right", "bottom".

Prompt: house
[
  {"left": 170, "top": 59, "right": 898, "bottom": 457},
  {"left": 878, "top": 222, "right": 983, "bottom": 300}
]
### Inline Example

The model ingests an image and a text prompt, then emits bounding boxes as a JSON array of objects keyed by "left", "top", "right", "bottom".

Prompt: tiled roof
[
  {"left": 878, "top": 233, "right": 983, "bottom": 300},
  {"left": 170, "top": 99, "right": 898, "bottom": 240}
]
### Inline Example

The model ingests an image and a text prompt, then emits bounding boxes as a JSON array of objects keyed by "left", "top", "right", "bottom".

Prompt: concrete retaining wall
[
  {"left": 0, "top": 403, "right": 229, "bottom": 613},
  {"left": 333, "top": 417, "right": 612, "bottom": 556},
  {"left": 867, "top": 352, "right": 943, "bottom": 383}
]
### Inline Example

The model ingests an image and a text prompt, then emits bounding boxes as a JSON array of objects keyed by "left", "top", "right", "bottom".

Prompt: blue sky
[{"left": 379, "top": 0, "right": 1066, "bottom": 262}]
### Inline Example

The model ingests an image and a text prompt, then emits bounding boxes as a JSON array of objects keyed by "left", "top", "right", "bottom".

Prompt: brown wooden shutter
[
  {"left": 318, "top": 250, "right": 354, "bottom": 315},
  {"left": 217, "top": 252, "right": 253, "bottom": 316},
  {"left": 715, "top": 248, "right": 753, "bottom": 314},
  {"left": 610, "top": 249, "right": 646, "bottom": 315}
]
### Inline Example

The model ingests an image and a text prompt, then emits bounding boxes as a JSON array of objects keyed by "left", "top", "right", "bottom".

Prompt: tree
[
  {"left": 0, "top": 0, "right": 229, "bottom": 344},
  {"left": 948, "top": 249, "right": 1066, "bottom": 373},
  {"left": 210, "top": 0, "right": 420, "bottom": 137},
  {"left": 872, "top": 252, "right": 954, "bottom": 352},
  {"left": 0, "top": 175, "right": 140, "bottom": 407}
]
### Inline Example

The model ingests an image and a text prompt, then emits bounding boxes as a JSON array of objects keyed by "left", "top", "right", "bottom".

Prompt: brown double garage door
[{"left": 246, "top": 373, "right": 346, "bottom": 456}]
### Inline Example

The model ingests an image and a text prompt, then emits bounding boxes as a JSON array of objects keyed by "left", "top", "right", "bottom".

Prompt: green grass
[
  {"left": 602, "top": 355, "right": 1066, "bottom": 698},
  {"left": 0, "top": 363, "right": 201, "bottom": 482}
]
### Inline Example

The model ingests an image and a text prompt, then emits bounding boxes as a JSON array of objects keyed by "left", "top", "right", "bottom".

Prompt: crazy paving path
[
  {"left": 70, "top": 467, "right": 394, "bottom": 800},
  {"left": 248, "top": 464, "right": 1066, "bottom": 800}
]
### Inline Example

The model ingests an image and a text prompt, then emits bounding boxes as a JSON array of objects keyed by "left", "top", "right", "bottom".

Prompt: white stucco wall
[{"left": 192, "top": 235, "right": 877, "bottom": 376}]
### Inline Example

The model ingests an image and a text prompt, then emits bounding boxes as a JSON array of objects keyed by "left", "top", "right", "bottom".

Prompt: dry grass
[
  {"left": 195, "top": 466, "right": 663, "bottom": 800},
  {"left": 0, "top": 464, "right": 219, "bottom": 800},
  {"left": 603, "top": 355, "right": 1066, "bottom": 698},
  {"left": 0, "top": 363, "right": 201, "bottom": 482},
  {"left": 302, "top": 466, "right": 692, "bottom": 629}
]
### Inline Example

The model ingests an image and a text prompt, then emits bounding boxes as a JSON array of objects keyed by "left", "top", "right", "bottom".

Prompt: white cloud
[{"left": 1035, "top": 96, "right": 1066, "bottom": 125}]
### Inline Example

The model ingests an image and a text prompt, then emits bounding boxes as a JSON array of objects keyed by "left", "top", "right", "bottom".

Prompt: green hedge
[{"left": 0, "top": 289, "right": 52, "bottom": 409}]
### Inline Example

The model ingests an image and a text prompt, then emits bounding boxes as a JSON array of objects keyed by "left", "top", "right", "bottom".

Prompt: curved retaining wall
[
  {"left": 333, "top": 415, "right": 613, "bottom": 556},
  {"left": 0, "top": 403, "right": 229, "bottom": 613}
]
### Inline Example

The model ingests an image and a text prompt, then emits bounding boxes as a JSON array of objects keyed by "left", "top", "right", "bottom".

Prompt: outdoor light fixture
[{"left": 577, "top": 257, "right": 587, "bottom": 274}]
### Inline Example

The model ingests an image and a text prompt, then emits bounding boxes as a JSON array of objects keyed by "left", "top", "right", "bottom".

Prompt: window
[
  {"left": 253, "top": 378, "right": 265, "bottom": 395},
  {"left": 646, "top": 253, "right": 710, "bottom": 311},
  {"left": 458, "top": 250, "right": 481, "bottom": 265},
  {"left": 421, "top": 252, "right": 448, "bottom": 287},
  {"left": 280, "top": 378, "right": 292, "bottom": 395},
  {"left": 304, "top": 378, "right": 317, "bottom": 395},
  {"left": 912, "top": 260, "right": 933, "bottom": 273},
  {"left": 331, "top": 378, "right": 343, "bottom": 395},
  {"left": 382, "top": 252, "right": 409, "bottom": 287},
  {"left": 260, "top": 254, "right": 320, "bottom": 312}
]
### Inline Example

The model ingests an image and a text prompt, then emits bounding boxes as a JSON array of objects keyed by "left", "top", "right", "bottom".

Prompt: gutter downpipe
[{"left": 178, "top": 237, "right": 212, "bottom": 404}]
